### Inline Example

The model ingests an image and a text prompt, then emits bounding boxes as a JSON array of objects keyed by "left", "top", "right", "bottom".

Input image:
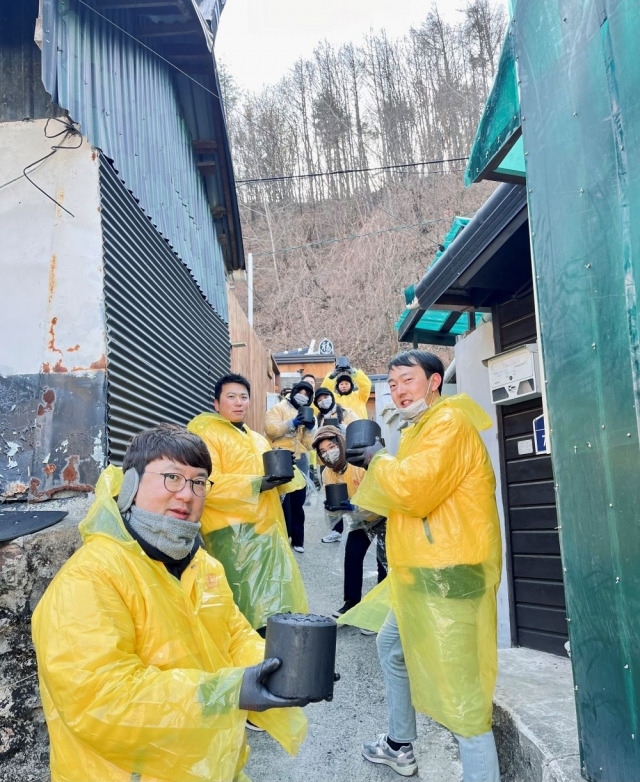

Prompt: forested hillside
[{"left": 221, "top": 1, "right": 505, "bottom": 372}]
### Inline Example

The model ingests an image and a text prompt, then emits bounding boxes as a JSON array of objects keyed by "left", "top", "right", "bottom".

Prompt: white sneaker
[
  {"left": 360, "top": 628, "right": 377, "bottom": 636},
  {"left": 322, "top": 529, "right": 342, "bottom": 543},
  {"left": 292, "top": 545, "right": 304, "bottom": 553}
]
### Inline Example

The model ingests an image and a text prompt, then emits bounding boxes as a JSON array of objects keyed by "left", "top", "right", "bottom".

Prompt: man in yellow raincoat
[
  {"left": 32, "top": 423, "right": 307, "bottom": 782},
  {"left": 321, "top": 356, "right": 371, "bottom": 420},
  {"left": 187, "top": 374, "right": 308, "bottom": 633},
  {"left": 343, "top": 350, "right": 502, "bottom": 781}
]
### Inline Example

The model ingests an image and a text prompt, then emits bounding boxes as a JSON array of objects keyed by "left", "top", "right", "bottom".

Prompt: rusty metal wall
[
  {"left": 100, "top": 155, "right": 231, "bottom": 463},
  {"left": 0, "top": 373, "right": 107, "bottom": 502}
]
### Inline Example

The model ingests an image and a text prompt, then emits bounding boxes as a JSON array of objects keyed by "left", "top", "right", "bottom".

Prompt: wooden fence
[{"left": 227, "top": 287, "right": 278, "bottom": 433}]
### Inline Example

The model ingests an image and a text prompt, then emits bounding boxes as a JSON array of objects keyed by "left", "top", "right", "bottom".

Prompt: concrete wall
[
  {"left": 0, "top": 120, "right": 107, "bottom": 501},
  {"left": 454, "top": 319, "right": 512, "bottom": 649}
]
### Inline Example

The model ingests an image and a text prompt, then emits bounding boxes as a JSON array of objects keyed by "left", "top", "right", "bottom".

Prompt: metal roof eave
[{"left": 413, "top": 183, "right": 528, "bottom": 312}]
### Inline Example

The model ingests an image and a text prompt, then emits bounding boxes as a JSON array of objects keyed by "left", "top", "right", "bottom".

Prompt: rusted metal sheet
[{"left": 0, "top": 373, "right": 107, "bottom": 502}]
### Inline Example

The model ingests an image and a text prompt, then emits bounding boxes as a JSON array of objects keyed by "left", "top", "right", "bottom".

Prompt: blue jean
[{"left": 376, "top": 610, "right": 500, "bottom": 782}]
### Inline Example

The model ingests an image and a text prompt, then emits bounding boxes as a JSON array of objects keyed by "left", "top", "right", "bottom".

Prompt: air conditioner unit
[{"left": 483, "top": 343, "right": 541, "bottom": 406}]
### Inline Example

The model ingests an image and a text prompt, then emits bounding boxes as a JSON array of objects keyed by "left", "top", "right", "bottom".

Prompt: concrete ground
[{"left": 244, "top": 490, "right": 465, "bottom": 782}]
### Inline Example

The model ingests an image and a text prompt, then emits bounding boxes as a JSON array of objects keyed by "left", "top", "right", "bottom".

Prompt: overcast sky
[{"left": 215, "top": 0, "right": 509, "bottom": 92}]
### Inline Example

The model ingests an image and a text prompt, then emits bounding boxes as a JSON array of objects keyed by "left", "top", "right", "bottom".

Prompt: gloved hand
[
  {"left": 293, "top": 411, "right": 314, "bottom": 429},
  {"left": 260, "top": 475, "right": 290, "bottom": 492},
  {"left": 239, "top": 658, "right": 311, "bottom": 712},
  {"left": 345, "top": 439, "right": 384, "bottom": 469}
]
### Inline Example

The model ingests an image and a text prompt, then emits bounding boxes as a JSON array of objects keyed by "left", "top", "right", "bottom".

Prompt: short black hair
[
  {"left": 388, "top": 350, "right": 444, "bottom": 391},
  {"left": 301, "top": 373, "right": 316, "bottom": 382},
  {"left": 122, "top": 423, "right": 212, "bottom": 475},
  {"left": 214, "top": 373, "right": 251, "bottom": 400}
]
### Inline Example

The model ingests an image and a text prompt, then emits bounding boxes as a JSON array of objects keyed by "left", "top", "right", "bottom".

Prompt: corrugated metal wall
[
  {"left": 0, "top": 0, "right": 57, "bottom": 121},
  {"left": 42, "top": 0, "right": 229, "bottom": 318},
  {"left": 100, "top": 155, "right": 230, "bottom": 463}
]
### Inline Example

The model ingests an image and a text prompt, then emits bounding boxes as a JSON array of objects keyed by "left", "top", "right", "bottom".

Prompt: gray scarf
[{"left": 128, "top": 505, "right": 201, "bottom": 561}]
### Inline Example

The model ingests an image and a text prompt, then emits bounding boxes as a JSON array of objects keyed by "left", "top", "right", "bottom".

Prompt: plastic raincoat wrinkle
[
  {"left": 339, "top": 394, "right": 502, "bottom": 738},
  {"left": 264, "top": 398, "right": 315, "bottom": 458},
  {"left": 187, "top": 413, "right": 308, "bottom": 629},
  {"left": 321, "top": 368, "right": 371, "bottom": 420},
  {"left": 31, "top": 466, "right": 306, "bottom": 782}
]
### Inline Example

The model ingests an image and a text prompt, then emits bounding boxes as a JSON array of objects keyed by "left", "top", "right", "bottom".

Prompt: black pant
[
  {"left": 283, "top": 486, "right": 306, "bottom": 547},
  {"left": 344, "top": 528, "right": 386, "bottom": 605}
]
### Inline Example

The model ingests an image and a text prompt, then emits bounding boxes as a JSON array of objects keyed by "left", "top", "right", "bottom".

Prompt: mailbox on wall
[{"left": 483, "top": 343, "right": 541, "bottom": 405}]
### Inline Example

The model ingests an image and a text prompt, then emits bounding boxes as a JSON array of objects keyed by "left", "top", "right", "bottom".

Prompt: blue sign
[{"left": 533, "top": 414, "right": 549, "bottom": 454}]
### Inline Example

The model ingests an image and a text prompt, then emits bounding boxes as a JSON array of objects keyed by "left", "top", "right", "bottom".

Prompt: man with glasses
[
  {"left": 32, "top": 423, "right": 308, "bottom": 782},
  {"left": 188, "top": 374, "right": 308, "bottom": 635}
]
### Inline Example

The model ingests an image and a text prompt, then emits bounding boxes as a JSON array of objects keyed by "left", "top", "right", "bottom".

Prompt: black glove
[
  {"left": 293, "top": 411, "right": 314, "bottom": 429},
  {"left": 345, "top": 440, "right": 384, "bottom": 469},
  {"left": 260, "top": 475, "right": 290, "bottom": 492},
  {"left": 239, "top": 658, "right": 311, "bottom": 712},
  {"left": 328, "top": 369, "right": 338, "bottom": 379}
]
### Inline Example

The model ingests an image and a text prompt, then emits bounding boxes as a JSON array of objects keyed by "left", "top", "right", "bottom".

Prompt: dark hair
[
  {"left": 301, "top": 373, "right": 316, "bottom": 383},
  {"left": 122, "top": 423, "right": 212, "bottom": 475},
  {"left": 387, "top": 350, "right": 444, "bottom": 391},
  {"left": 214, "top": 373, "right": 251, "bottom": 400}
]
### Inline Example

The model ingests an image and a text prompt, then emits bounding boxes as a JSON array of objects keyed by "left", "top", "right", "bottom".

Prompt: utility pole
[{"left": 247, "top": 252, "right": 254, "bottom": 327}]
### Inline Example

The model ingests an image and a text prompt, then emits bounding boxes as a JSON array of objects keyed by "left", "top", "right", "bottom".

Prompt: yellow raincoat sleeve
[
  {"left": 264, "top": 401, "right": 295, "bottom": 441},
  {"left": 353, "top": 406, "right": 479, "bottom": 519},
  {"left": 351, "top": 368, "right": 372, "bottom": 408}
]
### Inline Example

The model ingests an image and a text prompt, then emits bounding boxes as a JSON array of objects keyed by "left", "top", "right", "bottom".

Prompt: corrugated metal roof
[{"left": 41, "top": 0, "right": 243, "bottom": 319}]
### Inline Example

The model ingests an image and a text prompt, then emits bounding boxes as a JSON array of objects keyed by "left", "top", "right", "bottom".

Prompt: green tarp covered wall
[{"left": 514, "top": 1, "right": 640, "bottom": 778}]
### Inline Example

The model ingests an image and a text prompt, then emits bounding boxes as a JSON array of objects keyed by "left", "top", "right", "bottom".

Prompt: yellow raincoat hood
[
  {"left": 32, "top": 466, "right": 306, "bottom": 782},
  {"left": 187, "top": 413, "right": 308, "bottom": 629},
  {"left": 339, "top": 394, "right": 502, "bottom": 737}
]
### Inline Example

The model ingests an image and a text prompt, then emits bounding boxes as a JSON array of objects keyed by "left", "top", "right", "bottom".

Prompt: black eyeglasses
[{"left": 145, "top": 471, "right": 214, "bottom": 497}]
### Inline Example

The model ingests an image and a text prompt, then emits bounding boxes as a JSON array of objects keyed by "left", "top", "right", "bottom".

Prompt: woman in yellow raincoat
[
  {"left": 341, "top": 350, "right": 502, "bottom": 782},
  {"left": 32, "top": 424, "right": 306, "bottom": 782},
  {"left": 187, "top": 374, "right": 308, "bottom": 631},
  {"left": 321, "top": 359, "right": 371, "bottom": 420}
]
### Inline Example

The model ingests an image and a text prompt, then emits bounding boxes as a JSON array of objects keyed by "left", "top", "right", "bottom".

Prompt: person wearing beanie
[
  {"left": 312, "top": 425, "right": 387, "bottom": 619},
  {"left": 314, "top": 387, "right": 359, "bottom": 431},
  {"left": 321, "top": 357, "right": 371, "bottom": 420},
  {"left": 264, "top": 380, "right": 316, "bottom": 552},
  {"left": 32, "top": 424, "right": 308, "bottom": 782}
]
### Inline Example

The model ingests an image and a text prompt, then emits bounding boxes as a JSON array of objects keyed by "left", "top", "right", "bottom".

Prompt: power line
[
  {"left": 236, "top": 156, "right": 469, "bottom": 184},
  {"left": 248, "top": 213, "right": 468, "bottom": 257}
]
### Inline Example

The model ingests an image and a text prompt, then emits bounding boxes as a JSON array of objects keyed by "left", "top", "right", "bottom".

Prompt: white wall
[
  {"left": 0, "top": 120, "right": 106, "bottom": 376},
  {"left": 454, "top": 319, "right": 512, "bottom": 649}
]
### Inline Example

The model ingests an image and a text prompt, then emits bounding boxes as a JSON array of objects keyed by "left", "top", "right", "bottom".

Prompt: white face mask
[
  {"left": 294, "top": 393, "right": 309, "bottom": 406},
  {"left": 322, "top": 447, "right": 341, "bottom": 465},
  {"left": 317, "top": 398, "right": 333, "bottom": 411},
  {"left": 398, "top": 397, "right": 429, "bottom": 422}
]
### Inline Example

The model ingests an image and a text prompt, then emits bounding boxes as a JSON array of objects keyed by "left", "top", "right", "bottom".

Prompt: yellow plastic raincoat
[
  {"left": 31, "top": 466, "right": 306, "bottom": 782},
  {"left": 264, "top": 398, "right": 315, "bottom": 458},
  {"left": 187, "top": 413, "right": 308, "bottom": 629},
  {"left": 321, "top": 368, "right": 371, "bottom": 420},
  {"left": 339, "top": 394, "right": 502, "bottom": 738}
]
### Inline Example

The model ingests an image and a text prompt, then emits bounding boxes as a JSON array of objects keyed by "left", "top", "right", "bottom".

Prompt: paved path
[{"left": 244, "top": 491, "right": 464, "bottom": 782}]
